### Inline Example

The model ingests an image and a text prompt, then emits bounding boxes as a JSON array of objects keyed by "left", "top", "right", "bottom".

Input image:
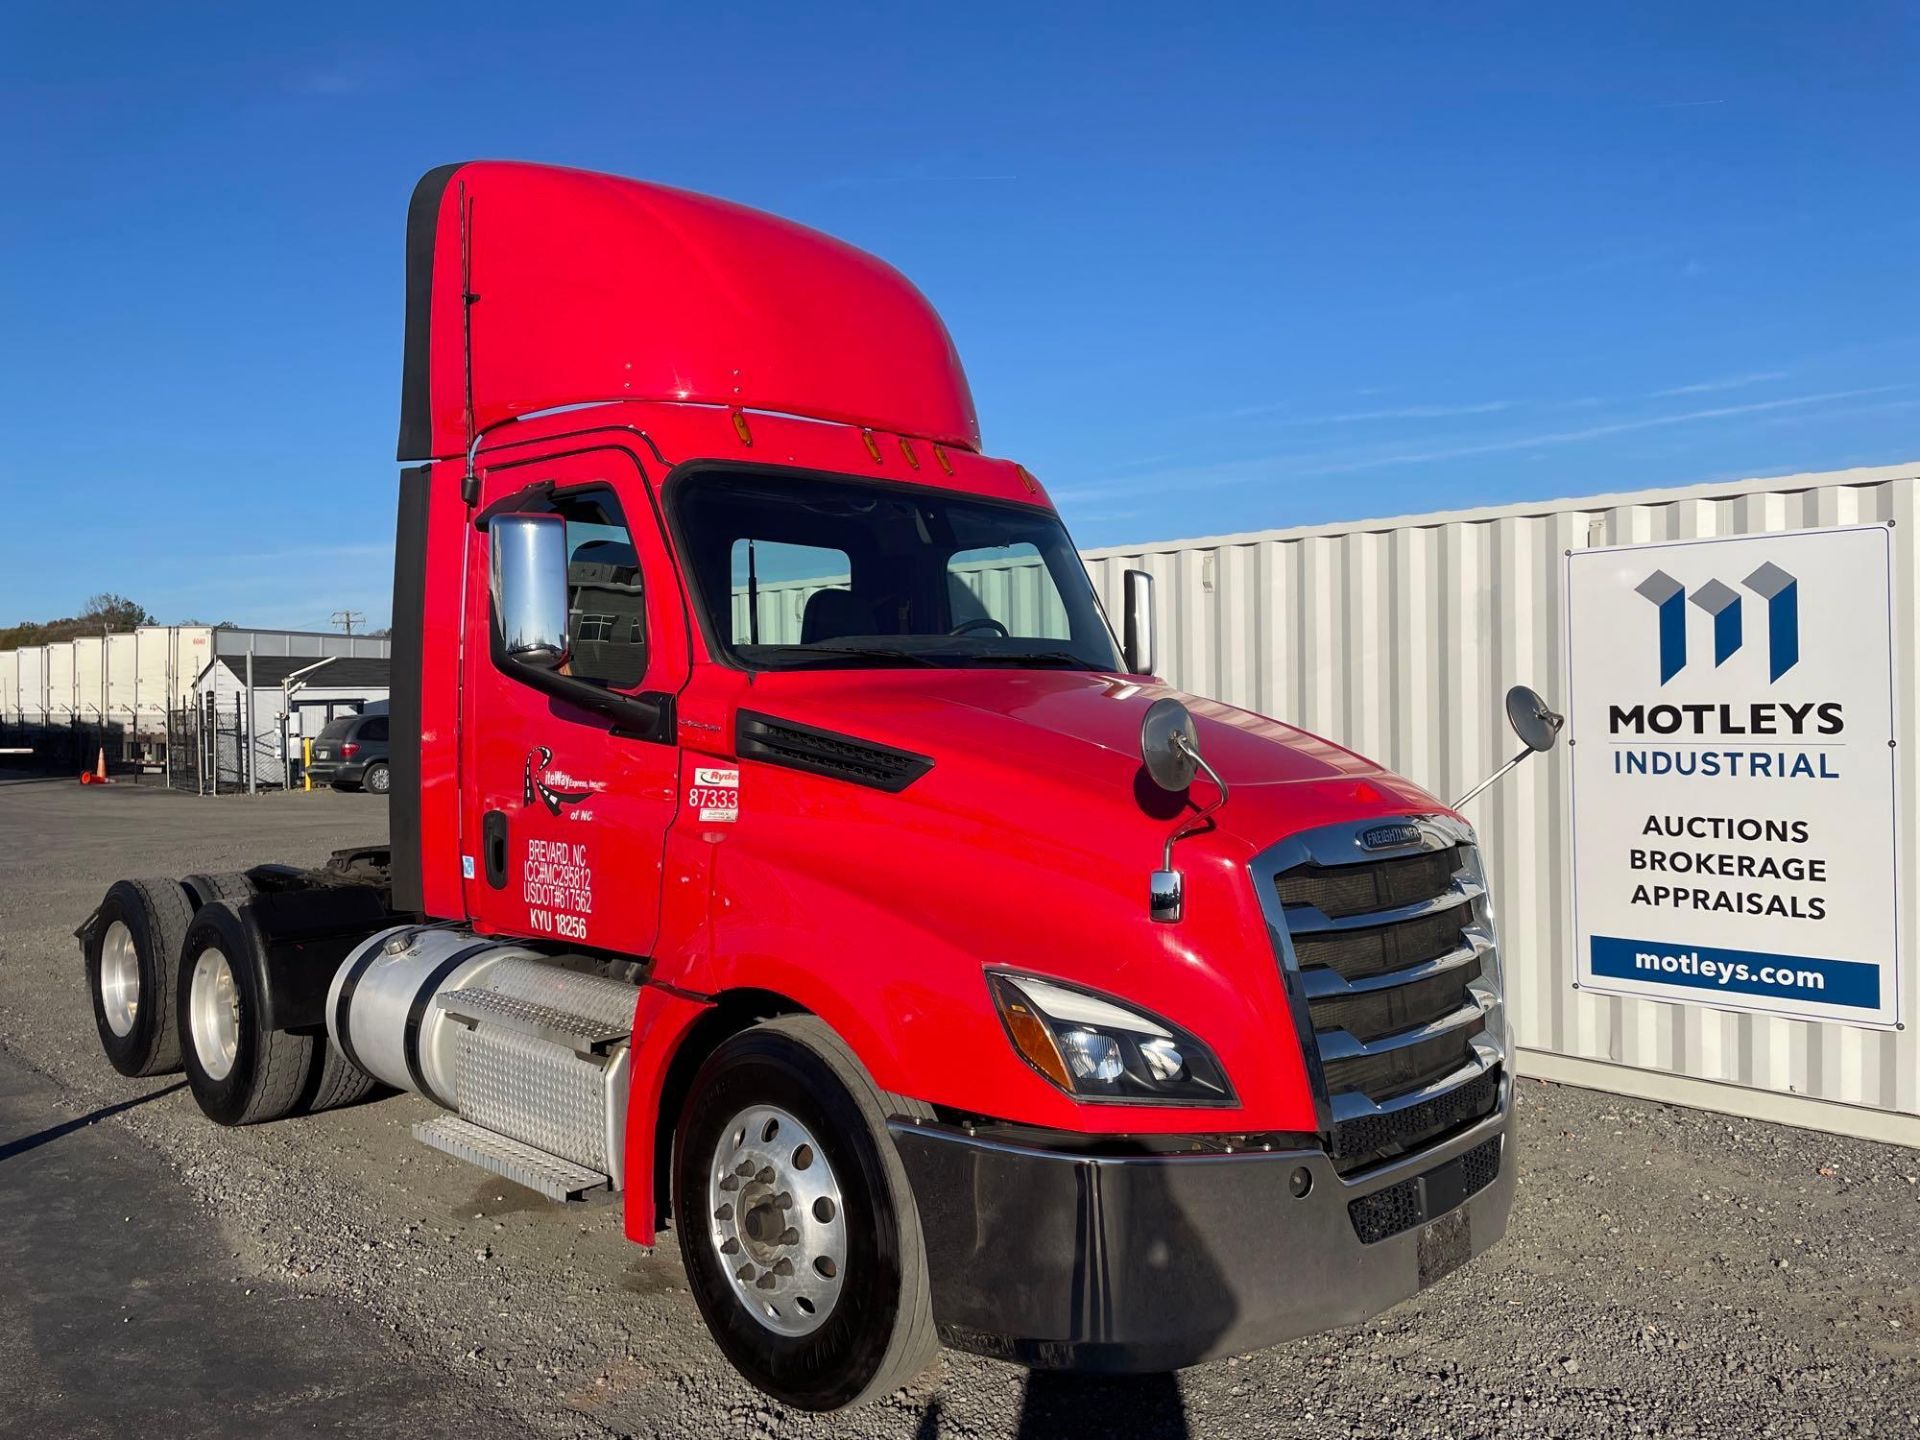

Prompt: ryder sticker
[{"left": 691, "top": 766, "right": 740, "bottom": 823}]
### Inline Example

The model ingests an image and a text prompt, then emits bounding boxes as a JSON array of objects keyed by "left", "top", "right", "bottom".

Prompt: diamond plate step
[
  {"left": 436, "top": 986, "right": 631, "bottom": 1057},
  {"left": 413, "top": 1115, "right": 610, "bottom": 1203}
]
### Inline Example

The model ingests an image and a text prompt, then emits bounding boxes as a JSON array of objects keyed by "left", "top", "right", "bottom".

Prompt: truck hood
[{"left": 738, "top": 667, "right": 1447, "bottom": 850}]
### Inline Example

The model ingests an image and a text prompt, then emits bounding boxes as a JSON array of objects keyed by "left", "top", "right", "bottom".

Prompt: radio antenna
[{"left": 460, "top": 182, "right": 479, "bottom": 501}]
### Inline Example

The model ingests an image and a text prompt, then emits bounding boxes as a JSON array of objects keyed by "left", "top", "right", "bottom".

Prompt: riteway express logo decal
[
  {"left": 1636, "top": 562, "right": 1799, "bottom": 684},
  {"left": 523, "top": 746, "right": 606, "bottom": 815}
]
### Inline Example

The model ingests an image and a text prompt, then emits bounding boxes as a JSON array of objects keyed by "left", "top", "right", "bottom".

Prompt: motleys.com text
[{"left": 1632, "top": 948, "right": 1824, "bottom": 992}]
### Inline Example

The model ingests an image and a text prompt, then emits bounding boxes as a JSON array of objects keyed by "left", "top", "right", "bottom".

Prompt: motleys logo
[{"left": 1636, "top": 562, "right": 1798, "bottom": 685}]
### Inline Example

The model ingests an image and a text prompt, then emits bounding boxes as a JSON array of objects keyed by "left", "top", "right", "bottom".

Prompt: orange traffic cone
[{"left": 80, "top": 748, "right": 110, "bottom": 785}]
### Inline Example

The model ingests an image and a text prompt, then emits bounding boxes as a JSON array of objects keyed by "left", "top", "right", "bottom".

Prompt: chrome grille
[
  {"left": 1253, "top": 816, "right": 1506, "bottom": 1174},
  {"left": 1274, "top": 845, "right": 1465, "bottom": 916}
]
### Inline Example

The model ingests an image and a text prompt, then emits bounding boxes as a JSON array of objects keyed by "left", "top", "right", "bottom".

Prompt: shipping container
[{"left": 1079, "top": 460, "right": 1920, "bottom": 1145}]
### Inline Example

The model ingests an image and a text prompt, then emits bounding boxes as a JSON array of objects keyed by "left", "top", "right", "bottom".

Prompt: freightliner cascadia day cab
[{"left": 77, "top": 162, "right": 1560, "bottom": 1410}]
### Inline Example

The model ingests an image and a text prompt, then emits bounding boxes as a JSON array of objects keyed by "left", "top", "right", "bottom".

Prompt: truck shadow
[
  {"left": 1012, "top": 1371, "right": 1189, "bottom": 1439},
  {"left": 0, "top": 1081, "right": 186, "bottom": 1164}
]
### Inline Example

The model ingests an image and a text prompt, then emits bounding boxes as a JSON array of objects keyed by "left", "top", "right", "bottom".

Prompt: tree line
[{"left": 0, "top": 594, "right": 157, "bottom": 650}]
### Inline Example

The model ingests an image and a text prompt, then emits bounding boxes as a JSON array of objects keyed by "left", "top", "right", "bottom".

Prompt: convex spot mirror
[
  {"left": 1506, "top": 684, "right": 1564, "bottom": 753},
  {"left": 1141, "top": 697, "right": 1199, "bottom": 793},
  {"left": 490, "top": 512, "right": 572, "bottom": 672}
]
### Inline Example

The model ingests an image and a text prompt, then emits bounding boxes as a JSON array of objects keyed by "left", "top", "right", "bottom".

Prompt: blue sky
[{"left": 2, "top": 2, "right": 1914, "bottom": 630}]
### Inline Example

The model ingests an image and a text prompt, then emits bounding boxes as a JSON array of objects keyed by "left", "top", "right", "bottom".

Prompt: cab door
[{"left": 459, "top": 443, "right": 688, "bottom": 955}]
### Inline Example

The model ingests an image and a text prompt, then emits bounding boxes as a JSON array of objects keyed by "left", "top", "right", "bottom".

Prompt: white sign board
[{"left": 1565, "top": 525, "right": 1900, "bottom": 1029}]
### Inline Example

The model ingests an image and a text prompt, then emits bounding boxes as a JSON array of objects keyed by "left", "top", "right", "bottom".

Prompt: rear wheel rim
[
  {"left": 707, "top": 1104, "right": 847, "bottom": 1337},
  {"left": 189, "top": 948, "right": 241, "bottom": 1081},
  {"left": 368, "top": 767, "right": 389, "bottom": 793},
  {"left": 99, "top": 920, "right": 139, "bottom": 1038}
]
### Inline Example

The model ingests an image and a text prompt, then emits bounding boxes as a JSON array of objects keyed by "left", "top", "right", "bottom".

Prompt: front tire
[
  {"left": 673, "top": 1015, "right": 938, "bottom": 1411},
  {"left": 177, "top": 901, "right": 315, "bottom": 1126},
  {"left": 84, "top": 878, "right": 193, "bottom": 1077}
]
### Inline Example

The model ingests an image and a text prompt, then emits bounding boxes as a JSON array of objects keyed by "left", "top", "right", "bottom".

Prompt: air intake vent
[{"left": 735, "top": 711, "right": 934, "bottom": 793}]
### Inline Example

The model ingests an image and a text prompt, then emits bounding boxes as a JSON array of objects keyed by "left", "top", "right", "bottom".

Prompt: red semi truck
[{"left": 77, "top": 162, "right": 1553, "bottom": 1410}]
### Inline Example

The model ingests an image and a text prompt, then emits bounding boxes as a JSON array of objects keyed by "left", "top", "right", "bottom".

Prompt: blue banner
[{"left": 1589, "top": 935, "right": 1880, "bottom": 1010}]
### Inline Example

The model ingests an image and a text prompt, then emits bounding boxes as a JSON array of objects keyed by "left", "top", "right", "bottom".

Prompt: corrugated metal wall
[{"left": 1079, "top": 461, "right": 1920, "bottom": 1143}]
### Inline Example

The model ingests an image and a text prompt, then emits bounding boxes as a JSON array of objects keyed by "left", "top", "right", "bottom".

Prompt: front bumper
[{"left": 892, "top": 1081, "right": 1513, "bottom": 1372}]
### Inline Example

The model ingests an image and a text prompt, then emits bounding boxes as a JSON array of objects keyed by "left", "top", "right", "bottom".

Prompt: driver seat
[{"left": 801, "top": 589, "right": 877, "bottom": 644}]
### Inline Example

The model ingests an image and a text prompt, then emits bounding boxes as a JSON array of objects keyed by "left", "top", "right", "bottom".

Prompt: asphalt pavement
[{"left": 0, "top": 1048, "right": 515, "bottom": 1436}]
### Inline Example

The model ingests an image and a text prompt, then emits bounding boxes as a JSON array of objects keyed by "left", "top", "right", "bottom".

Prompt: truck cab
[{"left": 80, "top": 161, "right": 1519, "bottom": 1412}]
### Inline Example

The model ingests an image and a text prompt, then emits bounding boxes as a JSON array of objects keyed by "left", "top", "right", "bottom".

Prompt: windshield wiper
[
  {"left": 752, "top": 643, "right": 945, "bottom": 668},
  {"left": 969, "top": 650, "right": 1104, "bottom": 670}
]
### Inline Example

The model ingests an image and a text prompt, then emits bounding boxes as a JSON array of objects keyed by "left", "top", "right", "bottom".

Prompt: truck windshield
[{"left": 672, "top": 469, "right": 1122, "bottom": 672}]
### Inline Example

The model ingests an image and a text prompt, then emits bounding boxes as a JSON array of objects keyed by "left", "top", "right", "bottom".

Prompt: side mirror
[
  {"left": 1506, "top": 684, "right": 1564, "bottom": 753},
  {"left": 1122, "top": 568, "right": 1156, "bottom": 676},
  {"left": 1452, "top": 684, "right": 1566, "bottom": 810},
  {"left": 489, "top": 513, "right": 571, "bottom": 671}
]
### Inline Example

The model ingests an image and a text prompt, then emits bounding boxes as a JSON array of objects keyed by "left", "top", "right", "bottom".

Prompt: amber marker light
[{"left": 988, "top": 975, "right": 1075, "bottom": 1092}]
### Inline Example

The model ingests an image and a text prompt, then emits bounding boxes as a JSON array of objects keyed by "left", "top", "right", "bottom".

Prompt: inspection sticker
[{"left": 691, "top": 766, "right": 740, "bottom": 823}]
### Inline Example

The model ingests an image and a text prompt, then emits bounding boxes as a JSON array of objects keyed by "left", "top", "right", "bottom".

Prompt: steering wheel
[{"left": 949, "top": 616, "right": 1010, "bottom": 638}]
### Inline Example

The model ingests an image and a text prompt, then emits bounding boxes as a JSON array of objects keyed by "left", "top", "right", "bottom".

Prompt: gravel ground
[{"left": 0, "top": 775, "right": 1916, "bottom": 1439}]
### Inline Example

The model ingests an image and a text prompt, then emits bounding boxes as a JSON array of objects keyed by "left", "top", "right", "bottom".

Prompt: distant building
[{"left": 192, "top": 654, "right": 390, "bottom": 788}]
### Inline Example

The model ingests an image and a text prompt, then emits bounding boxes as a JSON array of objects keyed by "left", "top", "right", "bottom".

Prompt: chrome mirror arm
[{"left": 1150, "top": 735, "right": 1229, "bottom": 923}]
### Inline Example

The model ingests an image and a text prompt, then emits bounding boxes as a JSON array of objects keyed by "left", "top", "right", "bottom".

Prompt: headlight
[{"left": 987, "top": 972, "right": 1234, "bottom": 1106}]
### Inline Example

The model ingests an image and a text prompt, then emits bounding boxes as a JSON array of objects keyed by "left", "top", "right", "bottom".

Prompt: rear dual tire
[
  {"left": 673, "top": 1015, "right": 938, "bottom": 1411},
  {"left": 176, "top": 901, "right": 376, "bottom": 1126},
  {"left": 84, "top": 878, "right": 194, "bottom": 1077}
]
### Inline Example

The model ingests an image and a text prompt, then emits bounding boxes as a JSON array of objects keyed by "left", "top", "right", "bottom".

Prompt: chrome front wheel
[
  {"left": 708, "top": 1104, "right": 848, "bottom": 1337},
  {"left": 673, "top": 1015, "right": 937, "bottom": 1410}
]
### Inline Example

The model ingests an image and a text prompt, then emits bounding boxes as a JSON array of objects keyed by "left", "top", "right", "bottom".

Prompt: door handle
[{"left": 483, "top": 809, "right": 509, "bottom": 890}]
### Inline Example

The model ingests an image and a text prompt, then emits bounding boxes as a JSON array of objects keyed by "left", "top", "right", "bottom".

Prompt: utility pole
[{"left": 329, "top": 610, "right": 365, "bottom": 636}]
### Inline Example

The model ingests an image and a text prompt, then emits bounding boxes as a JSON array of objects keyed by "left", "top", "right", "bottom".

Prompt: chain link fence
[{"left": 0, "top": 699, "right": 303, "bottom": 794}]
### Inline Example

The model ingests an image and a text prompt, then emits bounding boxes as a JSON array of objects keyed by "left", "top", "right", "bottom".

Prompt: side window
[
  {"left": 730, "top": 539, "right": 852, "bottom": 646},
  {"left": 946, "top": 541, "right": 1072, "bottom": 640},
  {"left": 558, "top": 492, "right": 648, "bottom": 689},
  {"left": 359, "top": 716, "right": 389, "bottom": 743}
]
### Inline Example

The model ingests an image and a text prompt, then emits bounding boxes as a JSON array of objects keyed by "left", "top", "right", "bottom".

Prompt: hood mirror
[
  {"left": 1140, "top": 698, "right": 1229, "bottom": 923},
  {"left": 1506, "top": 685, "right": 1564, "bottom": 754},
  {"left": 1140, "top": 697, "right": 1199, "bottom": 792},
  {"left": 1453, "top": 684, "right": 1566, "bottom": 810}
]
